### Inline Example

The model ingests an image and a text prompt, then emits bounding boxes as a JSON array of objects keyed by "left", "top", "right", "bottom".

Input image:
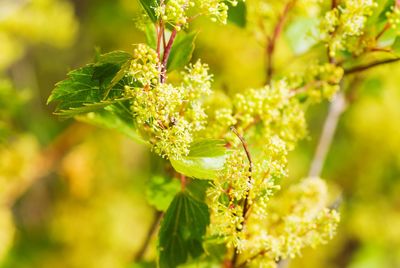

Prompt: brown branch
[
  {"left": 230, "top": 127, "right": 253, "bottom": 175},
  {"left": 376, "top": 23, "right": 390, "bottom": 41},
  {"left": 289, "top": 80, "right": 326, "bottom": 97},
  {"left": 369, "top": 47, "right": 391, "bottom": 53},
  {"left": 344, "top": 58, "right": 400, "bottom": 75},
  {"left": 134, "top": 210, "right": 164, "bottom": 261},
  {"left": 237, "top": 250, "right": 269, "bottom": 268},
  {"left": 266, "top": 1, "right": 295, "bottom": 85}
]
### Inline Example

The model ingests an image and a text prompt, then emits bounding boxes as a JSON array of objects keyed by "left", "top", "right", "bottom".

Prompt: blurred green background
[{"left": 1, "top": 0, "right": 400, "bottom": 267}]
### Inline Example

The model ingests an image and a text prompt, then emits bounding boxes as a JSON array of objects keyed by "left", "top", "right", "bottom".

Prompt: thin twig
[
  {"left": 230, "top": 127, "right": 253, "bottom": 175},
  {"left": 229, "top": 126, "right": 253, "bottom": 267},
  {"left": 180, "top": 174, "right": 186, "bottom": 190},
  {"left": 369, "top": 47, "right": 391, "bottom": 53},
  {"left": 266, "top": 1, "right": 295, "bottom": 84},
  {"left": 376, "top": 23, "right": 390, "bottom": 41},
  {"left": 344, "top": 58, "right": 400, "bottom": 75},
  {"left": 134, "top": 210, "right": 164, "bottom": 261},
  {"left": 237, "top": 250, "right": 269, "bottom": 268},
  {"left": 308, "top": 91, "right": 347, "bottom": 177}
]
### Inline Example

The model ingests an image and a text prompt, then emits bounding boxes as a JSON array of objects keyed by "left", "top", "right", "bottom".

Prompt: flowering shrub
[{"left": 47, "top": 0, "right": 400, "bottom": 267}]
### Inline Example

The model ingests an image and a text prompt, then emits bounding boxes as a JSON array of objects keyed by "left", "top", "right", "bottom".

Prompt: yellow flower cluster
[
  {"left": 153, "top": 0, "right": 242, "bottom": 29},
  {"left": 202, "top": 80, "right": 307, "bottom": 149},
  {"left": 207, "top": 137, "right": 286, "bottom": 248},
  {"left": 124, "top": 44, "right": 212, "bottom": 159},
  {"left": 289, "top": 63, "right": 344, "bottom": 102},
  {"left": 207, "top": 151, "right": 251, "bottom": 249},
  {"left": 237, "top": 81, "right": 306, "bottom": 148},
  {"left": 204, "top": 74, "right": 339, "bottom": 265},
  {"left": 241, "top": 178, "right": 340, "bottom": 267},
  {"left": 127, "top": 44, "right": 160, "bottom": 86},
  {"left": 155, "top": 0, "right": 190, "bottom": 29},
  {"left": 320, "top": 0, "right": 377, "bottom": 56},
  {"left": 387, "top": 6, "right": 400, "bottom": 34},
  {"left": 207, "top": 126, "right": 339, "bottom": 266}
]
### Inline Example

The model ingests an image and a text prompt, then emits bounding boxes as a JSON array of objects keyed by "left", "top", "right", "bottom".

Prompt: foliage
[
  {"left": 1, "top": 0, "right": 400, "bottom": 267},
  {"left": 45, "top": 0, "right": 400, "bottom": 266},
  {"left": 158, "top": 191, "right": 210, "bottom": 268}
]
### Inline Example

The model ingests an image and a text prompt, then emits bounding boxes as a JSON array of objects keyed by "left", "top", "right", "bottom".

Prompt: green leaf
[
  {"left": 48, "top": 65, "right": 97, "bottom": 106},
  {"left": 186, "top": 139, "right": 226, "bottom": 157},
  {"left": 75, "top": 102, "right": 145, "bottom": 144},
  {"left": 146, "top": 176, "right": 181, "bottom": 211},
  {"left": 94, "top": 51, "right": 133, "bottom": 99},
  {"left": 170, "top": 139, "right": 228, "bottom": 180},
  {"left": 392, "top": 36, "right": 400, "bottom": 54},
  {"left": 95, "top": 50, "right": 132, "bottom": 69},
  {"left": 139, "top": 0, "right": 159, "bottom": 22},
  {"left": 167, "top": 32, "right": 197, "bottom": 71},
  {"left": 226, "top": 1, "right": 247, "bottom": 28},
  {"left": 285, "top": 17, "right": 319, "bottom": 55},
  {"left": 53, "top": 97, "right": 132, "bottom": 118},
  {"left": 158, "top": 192, "right": 210, "bottom": 268},
  {"left": 186, "top": 180, "right": 210, "bottom": 202},
  {"left": 377, "top": 27, "right": 397, "bottom": 47},
  {"left": 48, "top": 51, "right": 132, "bottom": 117},
  {"left": 203, "top": 236, "right": 227, "bottom": 262},
  {"left": 145, "top": 23, "right": 157, "bottom": 50}
]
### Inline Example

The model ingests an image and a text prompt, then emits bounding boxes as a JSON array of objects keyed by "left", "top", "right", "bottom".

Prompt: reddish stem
[
  {"left": 180, "top": 174, "right": 186, "bottom": 190},
  {"left": 162, "top": 26, "right": 167, "bottom": 50},
  {"left": 376, "top": 23, "right": 390, "bottom": 41},
  {"left": 266, "top": 1, "right": 295, "bottom": 84},
  {"left": 160, "top": 28, "right": 178, "bottom": 83},
  {"left": 369, "top": 47, "right": 391, "bottom": 52}
]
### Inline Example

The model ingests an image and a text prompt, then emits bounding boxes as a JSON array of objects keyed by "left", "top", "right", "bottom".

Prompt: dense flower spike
[
  {"left": 289, "top": 63, "right": 344, "bottom": 103},
  {"left": 207, "top": 151, "right": 252, "bottom": 248},
  {"left": 204, "top": 80, "right": 307, "bottom": 149},
  {"left": 124, "top": 47, "right": 212, "bottom": 159},
  {"left": 227, "top": 178, "right": 339, "bottom": 267},
  {"left": 152, "top": 0, "right": 242, "bottom": 29},
  {"left": 128, "top": 44, "right": 160, "bottom": 86},
  {"left": 320, "top": 0, "right": 378, "bottom": 56},
  {"left": 207, "top": 134, "right": 339, "bottom": 266},
  {"left": 200, "top": 54, "right": 343, "bottom": 265}
]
